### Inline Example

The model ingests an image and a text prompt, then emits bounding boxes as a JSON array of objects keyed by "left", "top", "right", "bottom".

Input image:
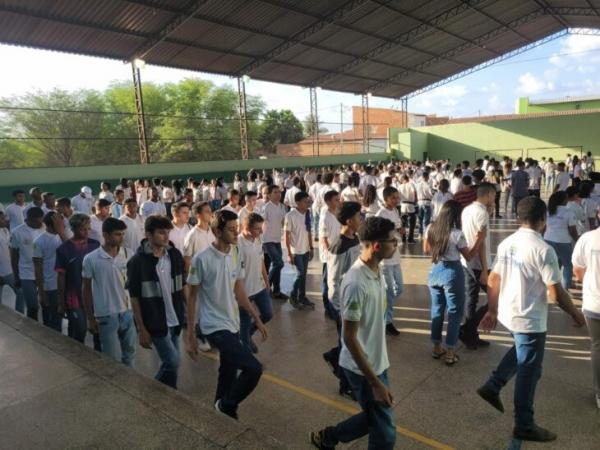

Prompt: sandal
[
  {"left": 445, "top": 353, "right": 460, "bottom": 366},
  {"left": 431, "top": 349, "right": 447, "bottom": 359}
]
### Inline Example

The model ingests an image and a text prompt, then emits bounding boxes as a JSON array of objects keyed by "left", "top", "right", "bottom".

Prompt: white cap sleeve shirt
[
  {"left": 187, "top": 245, "right": 245, "bottom": 335},
  {"left": 32, "top": 232, "right": 62, "bottom": 290},
  {"left": 182, "top": 226, "right": 215, "bottom": 258},
  {"left": 461, "top": 202, "right": 490, "bottom": 271},
  {"left": 119, "top": 215, "right": 145, "bottom": 252},
  {"left": 543, "top": 206, "right": 577, "bottom": 243},
  {"left": 425, "top": 227, "right": 468, "bottom": 262},
  {"left": 237, "top": 235, "right": 266, "bottom": 296},
  {"left": 9, "top": 224, "right": 44, "bottom": 280},
  {"left": 572, "top": 229, "right": 600, "bottom": 318},
  {"left": 284, "top": 209, "right": 310, "bottom": 255},
  {"left": 262, "top": 202, "right": 286, "bottom": 244},
  {"left": 318, "top": 210, "right": 341, "bottom": 263},
  {"left": 493, "top": 228, "right": 562, "bottom": 333},
  {"left": 375, "top": 207, "right": 402, "bottom": 266}
]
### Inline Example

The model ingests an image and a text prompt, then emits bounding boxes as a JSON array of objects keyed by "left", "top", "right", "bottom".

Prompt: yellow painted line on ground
[{"left": 199, "top": 351, "right": 453, "bottom": 450}]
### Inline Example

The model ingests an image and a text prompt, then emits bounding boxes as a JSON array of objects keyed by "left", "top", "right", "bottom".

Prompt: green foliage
[
  {"left": 259, "top": 109, "right": 304, "bottom": 152},
  {"left": 303, "top": 114, "right": 328, "bottom": 138}
]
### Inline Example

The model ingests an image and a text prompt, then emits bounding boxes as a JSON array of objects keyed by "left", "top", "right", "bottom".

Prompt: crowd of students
[{"left": 0, "top": 153, "right": 599, "bottom": 448}]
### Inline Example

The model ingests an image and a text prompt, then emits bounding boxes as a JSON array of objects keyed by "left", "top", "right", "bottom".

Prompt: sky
[{"left": 1, "top": 29, "right": 600, "bottom": 134}]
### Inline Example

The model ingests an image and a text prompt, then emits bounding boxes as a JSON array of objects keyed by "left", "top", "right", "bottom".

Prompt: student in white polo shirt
[
  {"left": 168, "top": 202, "right": 192, "bottom": 255},
  {"left": 186, "top": 210, "right": 268, "bottom": 420},
  {"left": 572, "top": 209, "right": 600, "bottom": 409},
  {"left": 5, "top": 189, "right": 27, "bottom": 232},
  {"left": 237, "top": 191, "right": 259, "bottom": 226},
  {"left": 319, "top": 190, "right": 341, "bottom": 319},
  {"left": 478, "top": 196, "right": 585, "bottom": 442},
  {"left": 119, "top": 198, "right": 145, "bottom": 252},
  {"left": 72, "top": 186, "right": 94, "bottom": 215},
  {"left": 262, "top": 185, "right": 287, "bottom": 300},
  {"left": 82, "top": 218, "right": 136, "bottom": 367},
  {"left": 141, "top": 187, "right": 167, "bottom": 219},
  {"left": 0, "top": 210, "right": 21, "bottom": 306},
  {"left": 89, "top": 198, "right": 111, "bottom": 245}
]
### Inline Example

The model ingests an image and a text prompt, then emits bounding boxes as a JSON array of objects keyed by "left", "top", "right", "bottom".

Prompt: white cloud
[{"left": 516, "top": 72, "right": 555, "bottom": 95}]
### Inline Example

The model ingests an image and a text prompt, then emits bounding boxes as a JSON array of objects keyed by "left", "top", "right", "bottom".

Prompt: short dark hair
[
  {"left": 114, "top": 188, "right": 124, "bottom": 196},
  {"left": 211, "top": 209, "right": 238, "bottom": 232},
  {"left": 476, "top": 182, "right": 496, "bottom": 198},
  {"left": 267, "top": 184, "right": 279, "bottom": 195},
  {"left": 102, "top": 217, "right": 127, "bottom": 234},
  {"left": 245, "top": 190, "right": 257, "bottom": 199},
  {"left": 56, "top": 197, "right": 71, "bottom": 208},
  {"left": 472, "top": 169, "right": 485, "bottom": 182},
  {"left": 517, "top": 196, "right": 547, "bottom": 226},
  {"left": 323, "top": 190, "right": 339, "bottom": 203},
  {"left": 26, "top": 206, "right": 44, "bottom": 220},
  {"left": 382, "top": 186, "right": 398, "bottom": 200},
  {"left": 245, "top": 212, "right": 264, "bottom": 228},
  {"left": 96, "top": 198, "right": 111, "bottom": 208},
  {"left": 295, "top": 191, "right": 310, "bottom": 203},
  {"left": 144, "top": 215, "right": 173, "bottom": 233},
  {"left": 337, "top": 201, "right": 362, "bottom": 225},
  {"left": 42, "top": 211, "right": 59, "bottom": 228},
  {"left": 192, "top": 201, "right": 210, "bottom": 216},
  {"left": 12, "top": 189, "right": 25, "bottom": 196},
  {"left": 124, "top": 197, "right": 137, "bottom": 205},
  {"left": 323, "top": 172, "right": 334, "bottom": 185},
  {"left": 358, "top": 217, "right": 395, "bottom": 242},
  {"left": 229, "top": 189, "right": 240, "bottom": 197},
  {"left": 172, "top": 201, "right": 190, "bottom": 213}
]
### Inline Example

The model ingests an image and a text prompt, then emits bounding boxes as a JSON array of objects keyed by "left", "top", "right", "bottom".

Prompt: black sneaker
[
  {"left": 459, "top": 333, "right": 477, "bottom": 350},
  {"left": 214, "top": 399, "right": 238, "bottom": 420},
  {"left": 301, "top": 297, "right": 316, "bottom": 310},
  {"left": 476, "top": 386, "right": 504, "bottom": 413},
  {"left": 273, "top": 292, "right": 289, "bottom": 300},
  {"left": 290, "top": 297, "right": 305, "bottom": 310},
  {"left": 309, "top": 430, "right": 334, "bottom": 450},
  {"left": 322, "top": 352, "right": 335, "bottom": 374},
  {"left": 386, "top": 323, "right": 400, "bottom": 336},
  {"left": 513, "top": 424, "right": 557, "bottom": 442},
  {"left": 339, "top": 386, "right": 357, "bottom": 401},
  {"left": 407, "top": 239, "right": 417, "bottom": 244},
  {"left": 476, "top": 337, "right": 490, "bottom": 347}
]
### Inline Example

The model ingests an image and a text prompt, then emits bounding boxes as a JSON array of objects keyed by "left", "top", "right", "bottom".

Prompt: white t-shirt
[
  {"left": 141, "top": 200, "right": 166, "bottom": 218},
  {"left": 450, "top": 177, "right": 463, "bottom": 195},
  {"left": 566, "top": 201, "right": 587, "bottom": 235},
  {"left": 341, "top": 186, "right": 360, "bottom": 202},
  {"left": 32, "top": 231, "right": 62, "bottom": 290},
  {"left": 119, "top": 214, "right": 145, "bottom": 252},
  {"left": 9, "top": 224, "right": 44, "bottom": 280},
  {"left": 493, "top": 228, "right": 562, "bottom": 333},
  {"left": 555, "top": 172, "right": 570, "bottom": 191},
  {"left": 187, "top": 244, "right": 244, "bottom": 335},
  {"left": 71, "top": 195, "right": 94, "bottom": 215},
  {"left": 169, "top": 223, "right": 192, "bottom": 255},
  {"left": 375, "top": 207, "right": 402, "bottom": 266},
  {"left": 572, "top": 228, "right": 600, "bottom": 317},
  {"left": 339, "top": 258, "right": 389, "bottom": 377},
  {"left": 0, "top": 228, "right": 12, "bottom": 277},
  {"left": 284, "top": 209, "right": 311, "bottom": 254},
  {"left": 99, "top": 191, "right": 114, "bottom": 203},
  {"left": 89, "top": 215, "right": 105, "bottom": 245},
  {"left": 156, "top": 253, "right": 179, "bottom": 327},
  {"left": 284, "top": 186, "right": 301, "bottom": 208},
  {"left": 237, "top": 234, "right": 266, "bottom": 296},
  {"left": 5, "top": 203, "right": 26, "bottom": 231},
  {"left": 82, "top": 246, "right": 133, "bottom": 317},
  {"left": 262, "top": 202, "right": 286, "bottom": 244},
  {"left": 543, "top": 206, "right": 577, "bottom": 244},
  {"left": 183, "top": 226, "right": 215, "bottom": 258},
  {"left": 426, "top": 227, "right": 467, "bottom": 262},
  {"left": 461, "top": 202, "right": 490, "bottom": 271},
  {"left": 431, "top": 191, "right": 453, "bottom": 219},
  {"left": 319, "top": 209, "right": 341, "bottom": 263}
]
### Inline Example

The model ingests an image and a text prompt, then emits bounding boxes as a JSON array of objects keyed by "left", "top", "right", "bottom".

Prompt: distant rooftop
[{"left": 529, "top": 94, "right": 600, "bottom": 105}]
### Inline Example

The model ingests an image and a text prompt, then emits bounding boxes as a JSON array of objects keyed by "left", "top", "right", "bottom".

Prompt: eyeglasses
[{"left": 378, "top": 237, "right": 398, "bottom": 246}]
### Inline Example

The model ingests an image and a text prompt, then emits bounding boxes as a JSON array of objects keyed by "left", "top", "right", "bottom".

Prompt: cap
[
  {"left": 29, "top": 186, "right": 41, "bottom": 195},
  {"left": 81, "top": 186, "right": 92, "bottom": 198}
]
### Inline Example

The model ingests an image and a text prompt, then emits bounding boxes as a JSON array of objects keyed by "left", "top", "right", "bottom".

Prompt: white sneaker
[{"left": 197, "top": 338, "right": 211, "bottom": 352}]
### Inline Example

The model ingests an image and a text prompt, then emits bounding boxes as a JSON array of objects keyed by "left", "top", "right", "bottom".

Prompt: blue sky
[{"left": 1, "top": 29, "right": 600, "bottom": 134}]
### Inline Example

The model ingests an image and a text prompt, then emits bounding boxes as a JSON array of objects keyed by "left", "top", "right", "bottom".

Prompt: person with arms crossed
[
  {"left": 477, "top": 196, "right": 585, "bottom": 442},
  {"left": 310, "top": 217, "right": 397, "bottom": 450}
]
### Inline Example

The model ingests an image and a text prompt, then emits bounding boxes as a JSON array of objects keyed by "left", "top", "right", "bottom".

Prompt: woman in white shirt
[
  {"left": 361, "top": 185, "right": 379, "bottom": 218},
  {"left": 543, "top": 191, "right": 579, "bottom": 289},
  {"left": 423, "top": 200, "right": 484, "bottom": 366},
  {"left": 340, "top": 172, "right": 361, "bottom": 203}
]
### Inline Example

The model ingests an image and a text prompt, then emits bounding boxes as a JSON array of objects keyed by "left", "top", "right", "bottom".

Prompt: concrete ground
[{"left": 0, "top": 211, "right": 597, "bottom": 449}]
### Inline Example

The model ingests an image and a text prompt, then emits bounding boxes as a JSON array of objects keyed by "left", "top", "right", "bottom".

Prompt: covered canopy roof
[{"left": 1, "top": 0, "right": 600, "bottom": 99}]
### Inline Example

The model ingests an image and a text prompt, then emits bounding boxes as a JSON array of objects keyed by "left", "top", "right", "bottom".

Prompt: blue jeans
[
  {"left": 483, "top": 332, "right": 546, "bottom": 431},
  {"left": 545, "top": 174, "right": 555, "bottom": 191},
  {"left": 20, "top": 279, "right": 39, "bottom": 321},
  {"left": 239, "top": 289, "right": 273, "bottom": 350},
  {"left": 41, "top": 290, "right": 62, "bottom": 332},
  {"left": 428, "top": 261, "right": 465, "bottom": 349},
  {"left": 206, "top": 330, "right": 263, "bottom": 415},
  {"left": 545, "top": 240, "right": 573, "bottom": 289},
  {"left": 312, "top": 210, "right": 320, "bottom": 240},
  {"left": 381, "top": 264, "right": 403, "bottom": 324},
  {"left": 323, "top": 369, "right": 396, "bottom": 449},
  {"left": 291, "top": 253, "right": 309, "bottom": 299},
  {"left": 418, "top": 204, "right": 432, "bottom": 236},
  {"left": 97, "top": 310, "right": 137, "bottom": 367},
  {"left": 322, "top": 262, "right": 329, "bottom": 302},
  {"left": 263, "top": 242, "right": 284, "bottom": 293},
  {"left": 151, "top": 327, "right": 181, "bottom": 389}
]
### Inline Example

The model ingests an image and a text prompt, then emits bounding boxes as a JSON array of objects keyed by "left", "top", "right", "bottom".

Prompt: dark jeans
[
  {"left": 417, "top": 204, "right": 432, "bottom": 236},
  {"left": 528, "top": 189, "right": 540, "bottom": 198},
  {"left": 21, "top": 279, "right": 39, "bottom": 321},
  {"left": 460, "top": 268, "right": 488, "bottom": 344},
  {"left": 512, "top": 195, "right": 526, "bottom": 214},
  {"left": 323, "top": 369, "right": 396, "bottom": 450},
  {"left": 239, "top": 288, "right": 273, "bottom": 351},
  {"left": 206, "top": 330, "right": 263, "bottom": 415},
  {"left": 263, "top": 242, "right": 284, "bottom": 294},
  {"left": 494, "top": 191, "right": 501, "bottom": 216},
  {"left": 401, "top": 212, "right": 417, "bottom": 241},
  {"left": 322, "top": 309, "right": 351, "bottom": 391},
  {"left": 67, "top": 307, "right": 102, "bottom": 351},
  {"left": 291, "top": 253, "right": 309, "bottom": 299},
  {"left": 322, "top": 262, "right": 329, "bottom": 302},
  {"left": 41, "top": 290, "right": 62, "bottom": 332},
  {"left": 482, "top": 332, "right": 546, "bottom": 431},
  {"left": 151, "top": 326, "right": 181, "bottom": 389}
]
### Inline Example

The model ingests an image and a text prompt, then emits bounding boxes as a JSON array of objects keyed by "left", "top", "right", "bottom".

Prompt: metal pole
[
  {"left": 238, "top": 77, "right": 249, "bottom": 160},
  {"left": 131, "top": 62, "right": 149, "bottom": 164},
  {"left": 309, "top": 87, "right": 318, "bottom": 156},
  {"left": 362, "top": 94, "right": 370, "bottom": 153},
  {"left": 340, "top": 103, "right": 344, "bottom": 154}
]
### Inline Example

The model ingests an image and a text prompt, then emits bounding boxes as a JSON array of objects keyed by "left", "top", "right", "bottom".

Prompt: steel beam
[
  {"left": 462, "top": 1, "right": 533, "bottom": 43},
  {"left": 237, "top": 77, "right": 249, "bottom": 160},
  {"left": 309, "top": 87, "right": 319, "bottom": 156},
  {"left": 535, "top": 0, "right": 570, "bottom": 27},
  {"left": 401, "top": 97, "right": 408, "bottom": 131},
  {"left": 131, "top": 62, "right": 149, "bottom": 164},
  {"left": 362, "top": 94, "right": 370, "bottom": 154}
]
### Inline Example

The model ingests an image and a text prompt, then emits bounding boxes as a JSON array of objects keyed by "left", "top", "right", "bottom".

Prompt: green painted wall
[
  {"left": 518, "top": 96, "right": 600, "bottom": 113},
  {"left": 0, "top": 153, "right": 389, "bottom": 203},
  {"left": 389, "top": 113, "right": 600, "bottom": 164}
]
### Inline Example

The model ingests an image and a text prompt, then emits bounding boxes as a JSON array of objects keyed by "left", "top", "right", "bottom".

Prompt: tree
[
  {"left": 259, "top": 109, "right": 304, "bottom": 152},
  {"left": 303, "top": 114, "right": 329, "bottom": 138}
]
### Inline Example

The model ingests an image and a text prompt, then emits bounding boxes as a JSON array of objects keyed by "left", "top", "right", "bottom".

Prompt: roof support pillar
[
  {"left": 401, "top": 97, "right": 408, "bottom": 129},
  {"left": 238, "top": 76, "right": 249, "bottom": 160},
  {"left": 310, "top": 87, "right": 319, "bottom": 156},
  {"left": 132, "top": 62, "right": 149, "bottom": 164},
  {"left": 362, "top": 93, "right": 370, "bottom": 153}
]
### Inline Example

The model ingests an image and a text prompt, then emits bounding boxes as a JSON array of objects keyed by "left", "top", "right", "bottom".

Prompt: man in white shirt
[
  {"left": 41, "top": 192, "right": 56, "bottom": 214},
  {"left": 186, "top": 210, "right": 268, "bottom": 420},
  {"left": 375, "top": 186, "right": 404, "bottom": 336},
  {"left": 23, "top": 187, "right": 45, "bottom": 217},
  {"left": 311, "top": 216, "right": 397, "bottom": 450},
  {"left": 319, "top": 190, "right": 341, "bottom": 318},
  {"left": 119, "top": 198, "right": 144, "bottom": 252},
  {"left": 397, "top": 175, "right": 417, "bottom": 243},
  {"left": 220, "top": 189, "right": 241, "bottom": 214},
  {"left": 71, "top": 186, "right": 94, "bottom": 215},
  {"left": 284, "top": 176, "right": 302, "bottom": 210},
  {"left": 527, "top": 160, "right": 542, "bottom": 198},
  {"left": 238, "top": 191, "right": 259, "bottom": 226},
  {"left": 141, "top": 187, "right": 167, "bottom": 219},
  {"left": 5, "top": 189, "right": 27, "bottom": 232},
  {"left": 416, "top": 171, "right": 434, "bottom": 238},
  {"left": 238, "top": 212, "right": 272, "bottom": 353},
  {"left": 110, "top": 189, "right": 125, "bottom": 219},
  {"left": 284, "top": 192, "right": 314, "bottom": 310},
  {"left": 460, "top": 183, "right": 496, "bottom": 349},
  {"left": 0, "top": 210, "right": 22, "bottom": 308},
  {"left": 89, "top": 199, "right": 111, "bottom": 245},
  {"left": 478, "top": 197, "right": 584, "bottom": 442},
  {"left": 431, "top": 179, "right": 453, "bottom": 220},
  {"left": 168, "top": 202, "right": 192, "bottom": 254},
  {"left": 10, "top": 207, "right": 45, "bottom": 319},
  {"left": 98, "top": 181, "right": 114, "bottom": 203},
  {"left": 83, "top": 217, "right": 135, "bottom": 366},
  {"left": 554, "top": 162, "right": 570, "bottom": 192},
  {"left": 33, "top": 211, "right": 67, "bottom": 331},
  {"left": 308, "top": 173, "right": 324, "bottom": 240},
  {"left": 262, "top": 185, "right": 287, "bottom": 300}
]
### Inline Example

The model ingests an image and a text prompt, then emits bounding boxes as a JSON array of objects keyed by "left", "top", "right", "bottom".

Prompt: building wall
[
  {"left": 389, "top": 112, "right": 600, "bottom": 164},
  {"left": 0, "top": 153, "right": 390, "bottom": 203},
  {"left": 518, "top": 96, "right": 600, "bottom": 113}
]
